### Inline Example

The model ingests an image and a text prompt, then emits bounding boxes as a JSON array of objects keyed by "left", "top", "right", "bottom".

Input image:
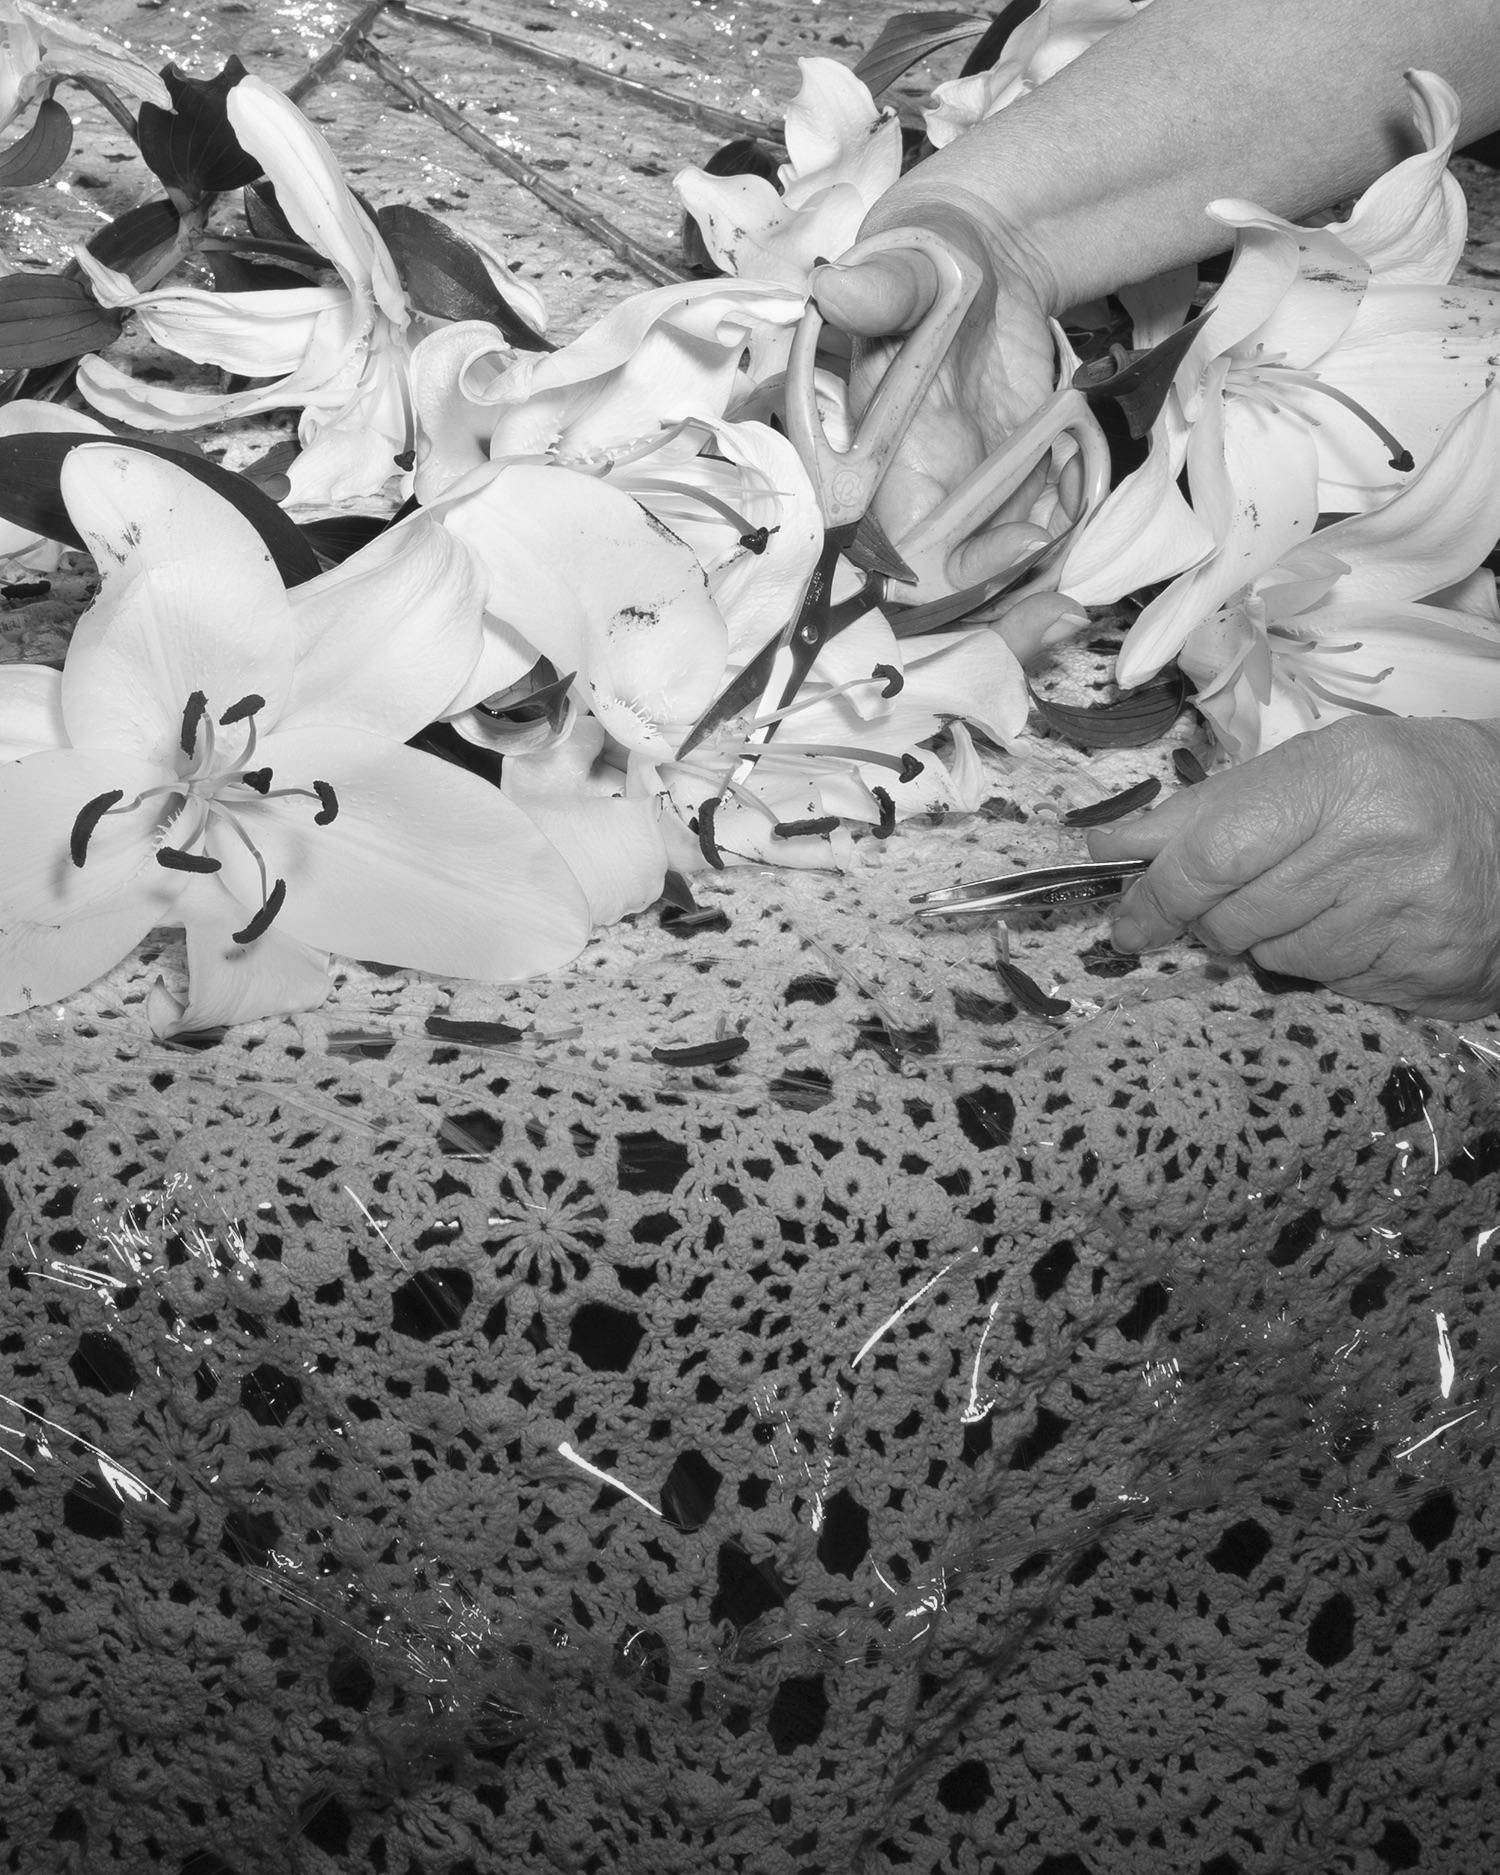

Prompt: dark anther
[
  {"left": 872, "top": 786, "right": 896, "bottom": 838},
  {"left": 232, "top": 877, "right": 287, "bottom": 945},
  {"left": 738, "top": 526, "right": 770, "bottom": 554},
  {"left": 240, "top": 767, "right": 272, "bottom": 794},
  {"left": 219, "top": 693, "right": 266, "bottom": 727},
  {"left": 312, "top": 781, "right": 339, "bottom": 825},
  {"left": 179, "top": 690, "right": 208, "bottom": 757},
  {"left": 156, "top": 846, "right": 222, "bottom": 873},
  {"left": 898, "top": 754, "right": 925, "bottom": 785},
  {"left": 1389, "top": 447, "right": 1415, "bottom": 472},
  {"left": 696, "top": 797, "right": 725, "bottom": 871},
  {"left": 873, "top": 663, "right": 903, "bottom": 699},
  {"left": 70, "top": 790, "right": 124, "bottom": 867},
  {"left": 773, "top": 814, "right": 840, "bottom": 839}
]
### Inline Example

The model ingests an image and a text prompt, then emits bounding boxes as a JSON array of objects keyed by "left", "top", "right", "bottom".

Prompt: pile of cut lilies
[{"left": 0, "top": 0, "right": 1498, "bottom": 1034}]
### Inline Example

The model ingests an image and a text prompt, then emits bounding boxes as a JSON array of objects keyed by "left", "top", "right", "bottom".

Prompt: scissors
[
  {"left": 675, "top": 227, "right": 1112, "bottom": 763},
  {"left": 910, "top": 857, "right": 1149, "bottom": 918}
]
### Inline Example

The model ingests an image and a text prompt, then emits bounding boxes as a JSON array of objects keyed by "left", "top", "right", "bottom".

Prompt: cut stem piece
[
  {"left": 389, "top": 0, "right": 780, "bottom": 143},
  {"left": 355, "top": 37, "right": 687, "bottom": 287}
]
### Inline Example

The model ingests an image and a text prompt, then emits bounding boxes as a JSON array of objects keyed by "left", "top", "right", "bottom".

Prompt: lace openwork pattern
[{"left": 3, "top": 778, "right": 1500, "bottom": 1875}]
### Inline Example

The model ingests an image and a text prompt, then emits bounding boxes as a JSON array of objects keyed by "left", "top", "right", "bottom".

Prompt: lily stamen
[
  {"left": 1237, "top": 354, "right": 1414, "bottom": 471},
  {"left": 742, "top": 665, "right": 904, "bottom": 732}
]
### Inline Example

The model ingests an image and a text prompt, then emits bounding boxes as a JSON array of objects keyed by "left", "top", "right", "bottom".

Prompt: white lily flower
[
  {"left": 1063, "top": 71, "right": 1496, "bottom": 628},
  {"left": 674, "top": 58, "right": 902, "bottom": 289},
  {"left": 640, "top": 603, "right": 1029, "bottom": 870},
  {"left": 0, "top": 447, "right": 590, "bottom": 1028},
  {"left": 74, "top": 73, "right": 414, "bottom": 509},
  {"left": 411, "top": 280, "right": 822, "bottom": 658},
  {"left": 925, "top": 0, "right": 1146, "bottom": 148},
  {"left": 1167, "top": 390, "right": 1500, "bottom": 761},
  {"left": 0, "top": 1, "right": 169, "bottom": 131}
]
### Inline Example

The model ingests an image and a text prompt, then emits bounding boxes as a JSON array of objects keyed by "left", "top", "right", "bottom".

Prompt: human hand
[
  {"left": 808, "top": 194, "right": 1061, "bottom": 589},
  {"left": 1085, "top": 715, "right": 1500, "bottom": 1021}
]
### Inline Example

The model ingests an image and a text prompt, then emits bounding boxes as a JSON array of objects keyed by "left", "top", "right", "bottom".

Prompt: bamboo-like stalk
[
  {"left": 354, "top": 37, "right": 688, "bottom": 287},
  {"left": 288, "top": 0, "right": 394, "bottom": 104},
  {"left": 388, "top": 0, "right": 781, "bottom": 145}
]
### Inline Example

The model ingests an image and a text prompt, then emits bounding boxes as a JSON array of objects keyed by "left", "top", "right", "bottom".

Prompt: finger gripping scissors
[{"left": 675, "top": 226, "right": 1111, "bottom": 763}]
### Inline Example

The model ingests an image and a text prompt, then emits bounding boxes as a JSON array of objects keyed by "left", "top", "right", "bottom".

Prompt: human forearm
[{"left": 863, "top": 0, "right": 1500, "bottom": 310}]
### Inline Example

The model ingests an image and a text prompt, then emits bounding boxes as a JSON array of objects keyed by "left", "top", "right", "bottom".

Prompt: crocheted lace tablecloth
[
  {"left": 5, "top": 783, "right": 1500, "bottom": 1875},
  {"left": 5, "top": 5, "right": 1500, "bottom": 1873}
]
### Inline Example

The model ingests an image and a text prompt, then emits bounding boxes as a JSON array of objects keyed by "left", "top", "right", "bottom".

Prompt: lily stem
[
  {"left": 289, "top": 0, "right": 394, "bottom": 106},
  {"left": 386, "top": 0, "right": 781, "bottom": 144},
  {"left": 354, "top": 37, "right": 687, "bottom": 287}
]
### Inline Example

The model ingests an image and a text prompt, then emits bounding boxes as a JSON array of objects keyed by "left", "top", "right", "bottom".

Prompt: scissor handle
[
  {"left": 890, "top": 385, "right": 1113, "bottom": 605},
  {"left": 790, "top": 228, "right": 983, "bottom": 532}
]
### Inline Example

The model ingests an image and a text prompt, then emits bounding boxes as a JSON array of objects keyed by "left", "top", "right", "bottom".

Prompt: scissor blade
[
  {"left": 675, "top": 628, "right": 785, "bottom": 761},
  {"left": 912, "top": 858, "right": 1149, "bottom": 916}
]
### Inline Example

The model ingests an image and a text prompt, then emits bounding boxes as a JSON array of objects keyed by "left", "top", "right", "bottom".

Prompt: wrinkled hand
[
  {"left": 809, "top": 199, "right": 1059, "bottom": 590},
  {"left": 1086, "top": 716, "right": 1500, "bottom": 1021}
]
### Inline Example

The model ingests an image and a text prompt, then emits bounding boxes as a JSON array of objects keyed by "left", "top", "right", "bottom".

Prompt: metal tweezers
[{"left": 911, "top": 857, "right": 1150, "bottom": 918}]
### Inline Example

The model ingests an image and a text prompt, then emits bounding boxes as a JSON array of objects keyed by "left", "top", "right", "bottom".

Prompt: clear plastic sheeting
[
  {"left": 3, "top": 3, "right": 1500, "bottom": 1871},
  {"left": 2, "top": 865, "right": 1499, "bottom": 1872}
]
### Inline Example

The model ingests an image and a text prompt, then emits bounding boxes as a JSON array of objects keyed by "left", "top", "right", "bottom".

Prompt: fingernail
[{"left": 1110, "top": 918, "right": 1144, "bottom": 953}]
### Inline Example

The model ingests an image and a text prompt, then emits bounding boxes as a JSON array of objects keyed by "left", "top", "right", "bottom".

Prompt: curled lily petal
[
  {"left": 444, "top": 280, "right": 805, "bottom": 467},
  {"left": 227, "top": 74, "right": 406, "bottom": 322},
  {"left": 1332, "top": 69, "right": 1466, "bottom": 281}
]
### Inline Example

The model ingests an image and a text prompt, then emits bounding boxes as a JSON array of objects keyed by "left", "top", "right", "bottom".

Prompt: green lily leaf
[
  {"left": 1072, "top": 305, "right": 1213, "bottom": 439},
  {"left": 1029, "top": 669, "right": 1188, "bottom": 748},
  {"left": 375, "top": 204, "right": 551, "bottom": 351},
  {"left": 0, "top": 98, "right": 73, "bottom": 188},
  {"left": 86, "top": 198, "right": 180, "bottom": 274},
  {"left": 0, "top": 274, "right": 122, "bottom": 369},
  {"left": 0, "top": 431, "right": 323, "bottom": 585},
  {"left": 136, "top": 57, "right": 262, "bottom": 202},
  {"left": 854, "top": 12, "right": 987, "bottom": 97}
]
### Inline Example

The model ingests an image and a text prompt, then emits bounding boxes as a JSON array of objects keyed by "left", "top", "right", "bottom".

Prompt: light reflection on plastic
[
  {"left": 1396, "top": 1410, "right": 1478, "bottom": 1460},
  {"left": 556, "top": 1439, "right": 661, "bottom": 1518},
  {"left": 1435, "top": 1312, "right": 1457, "bottom": 1399},
  {"left": 851, "top": 1248, "right": 977, "bottom": 1368}
]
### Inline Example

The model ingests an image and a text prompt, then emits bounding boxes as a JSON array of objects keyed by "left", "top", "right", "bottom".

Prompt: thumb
[{"left": 810, "top": 246, "right": 943, "bottom": 338}]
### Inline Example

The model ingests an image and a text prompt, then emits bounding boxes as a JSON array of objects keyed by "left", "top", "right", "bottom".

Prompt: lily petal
[
  {"left": 282, "top": 510, "right": 486, "bottom": 737},
  {"left": 454, "top": 279, "right": 805, "bottom": 465},
  {"left": 227, "top": 75, "right": 406, "bottom": 322},
  {"left": 215, "top": 729, "right": 590, "bottom": 981},
  {"left": 1331, "top": 69, "right": 1466, "bottom": 281},
  {"left": 174, "top": 904, "right": 333, "bottom": 1032},
  {"left": 0, "top": 746, "right": 182, "bottom": 1010},
  {"left": 0, "top": 663, "right": 65, "bottom": 759},
  {"left": 1118, "top": 406, "right": 1319, "bottom": 685},
  {"left": 1308, "top": 389, "right": 1500, "bottom": 604},
  {"left": 58, "top": 448, "right": 295, "bottom": 764},
  {"left": 509, "top": 793, "right": 670, "bottom": 928}
]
